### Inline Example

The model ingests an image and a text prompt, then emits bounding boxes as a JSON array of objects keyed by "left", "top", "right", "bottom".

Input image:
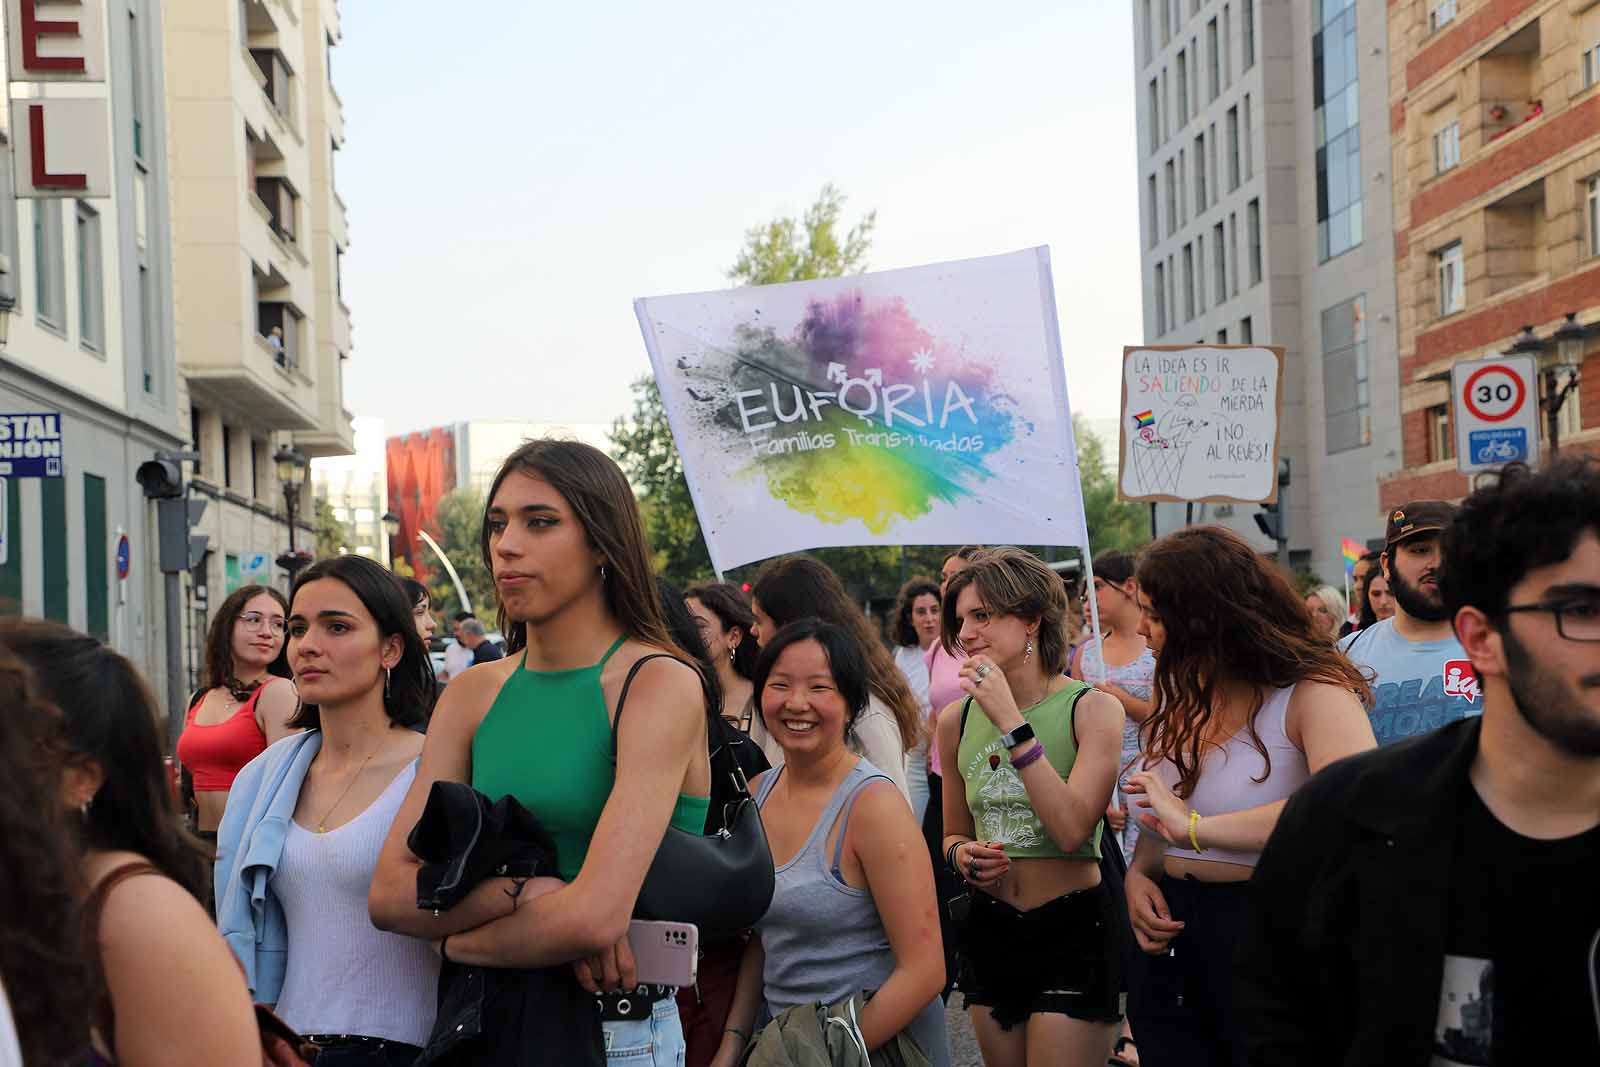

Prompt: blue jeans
[{"left": 603, "top": 996, "right": 686, "bottom": 1066}]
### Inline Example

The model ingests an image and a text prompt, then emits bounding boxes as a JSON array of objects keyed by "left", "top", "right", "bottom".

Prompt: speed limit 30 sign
[{"left": 1451, "top": 353, "right": 1539, "bottom": 475}]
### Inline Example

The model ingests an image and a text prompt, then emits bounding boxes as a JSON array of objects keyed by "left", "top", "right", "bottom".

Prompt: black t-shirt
[
  {"left": 471, "top": 640, "right": 504, "bottom": 665},
  {"left": 1434, "top": 786, "right": 1600, "bottom": 1065}
]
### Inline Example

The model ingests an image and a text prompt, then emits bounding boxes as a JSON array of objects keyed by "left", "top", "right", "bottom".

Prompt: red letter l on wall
[{"left": 29, "top": 105, "right": 88, "bottom": 190}]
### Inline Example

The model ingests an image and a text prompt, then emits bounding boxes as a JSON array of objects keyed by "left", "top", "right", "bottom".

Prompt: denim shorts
[{"left": 602, "top": 996, "right": 686, "bottom": 1066}]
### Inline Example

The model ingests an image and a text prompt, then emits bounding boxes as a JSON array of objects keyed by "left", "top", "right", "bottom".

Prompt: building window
[
  {"left": 128, "top": 12, "right": 146, "bottom": 161},
  {"left": 1243, "top": 94, "right": 1254, "bottom": 180},
  {"left": 1314, "top": 0, "right": 1362, "bottom": 261},
  {"left": 1182, "top": 243, "right": 1196, "bottom": 321},
  {"left": 1217, "top": 328, "right": 1229, "bottom": 343},
  {"left": 1148, "top": 79, "right": 1161, "bottom": 153},
  {"left": 255, "top": 177, "right": 299, "bottom": 244},
  {"left": 1167, "top": 254, "right": 1177, "bottom": 330},
  {"left": 1428, "top": 0, "right": 1457, "bottom": 34},
  {"left": 1178, "top": 149, "right": 1188, "bottom": 225},
  {"left": 1165, "top": 160, "right": 1177, "bottom": 237},
  {"left": 251, "top": 438, "right": 261, "bottom": 499},
  {"left": 1433, "top": 121, "right": 1460, "bottom": 174},
  {"left": 1195, "top": 134, "right": 1208, "bottom": 211},
  {"left": 1436, "top": 241, "right": 1464, "bottom": 315},
  {"left": 259, "top": 303, "right": 302, "bottom": 370},
  {"left": 1240, "top": 315, "right": 1254, "bottom": 343},
  {"left": 33, "top": 202, "right": 65, "bottom": 332},
  {"left": 1155, "top": 262, "right": 1168, "bottom": 335},
  {"left": 1223, "top": 5, "right": 1233, "bottom": 88},
  {"left": 1162, "top": 0, "right": 1172, "bottom": 45},
  {"left": 1427, "top": 404, "right": 1454, "bottom": 463},
  {"left": 84, "top": 473, "right": 108, "bottom": 641},
  {"left": 1213, "top": 221, "right": 1227, "bottom": 300},
  {"left": 1208, "top": 122, "right": 1219, "bottom": 204},
  {"left": 1161, "top": 69, "right": 1170, "bottom": 142},
  {"left": 1226, "top": 106, "right": 1241, "bottom": 190},
  {"left": 1189, "top": 36, "right": 1200, "bottom": 116},
  {"left": 1143, "top": 0, "right": 1154, "bottom": 62},
  {"left": 139, "top": 264, "right": 155, "bottom": 393},
  {"left": 1197, "top": 233, "right": 1207, "bottom": 311},
  {"left": 250, "top": 49, "right": 294, "bottom": 120},
  {"left": 1243, "top": 0, "right": 1256, "bottom": 69},
  {"left": 1247, "top": 198, "right": 1263, "bottom": 285},
  {"left": 1147, "top": 173, "right": 1159, "bottom": 248},
  {"left": 1322, "top": 294, "right": 1370, "bottom": 454},
  {"left": 42, "top": 478, "right": 66, "bottom": 622},
  {"left": 222, "top": 424, "right": 234, "bottom": 490},
  {"left": 1207, "top": 18, "right": 1221, "bottom": 100},
  {"left": 1177, "top": 50, "right": 1189, "bottom": 125},
  {"left": 1585, "top": 39, "right": 1600, "bottom": 90},
  {"left": 1588, "top": 177, "right": 1599, "bottom": 256},
  {"left": 190, "top": 406, "right": 204, "bottom": 476},
  {"left": 76, "top": 201, "right": 104, "bottom": 352}
]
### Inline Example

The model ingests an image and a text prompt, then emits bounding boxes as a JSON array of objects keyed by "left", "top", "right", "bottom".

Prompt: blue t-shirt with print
[{"left": 1339, "top": 618, "right": 1484, "bottom": 745}]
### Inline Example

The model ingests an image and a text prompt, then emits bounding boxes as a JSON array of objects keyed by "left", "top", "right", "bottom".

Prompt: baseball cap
[{"left": 1385, "top": 500, "right": 1456, "bottom": 547}]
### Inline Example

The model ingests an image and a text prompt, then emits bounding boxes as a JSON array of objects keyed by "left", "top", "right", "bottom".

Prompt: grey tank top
[{"left": 754, "top": 759, "right": 951, "bottom": 1066}]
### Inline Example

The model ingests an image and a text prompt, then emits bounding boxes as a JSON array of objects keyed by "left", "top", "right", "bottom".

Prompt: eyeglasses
[
  {"left": 1500, "top": 600, "right": 1600, "bottom": 643},
  {"left": 238, "top": 611, "right": 288, "bottom": 636}
]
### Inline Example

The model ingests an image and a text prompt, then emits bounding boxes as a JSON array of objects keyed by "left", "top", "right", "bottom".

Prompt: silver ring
[{"left": 974, "top": 664, "right": 990, "bottom": 682}]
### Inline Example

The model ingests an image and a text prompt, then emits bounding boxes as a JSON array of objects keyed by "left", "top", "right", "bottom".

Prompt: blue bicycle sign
[{"left": 1468, "top": 428, "right": 1528, "bottom": 466}]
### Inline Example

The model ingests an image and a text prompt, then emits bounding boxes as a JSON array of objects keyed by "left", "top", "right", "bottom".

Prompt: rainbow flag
[
  {"left": 1340, "top": 537, "right": 1364, "bottom": 575},
  {"left": 1131, "top": 410, "right": 1155, "bottom": 430}
]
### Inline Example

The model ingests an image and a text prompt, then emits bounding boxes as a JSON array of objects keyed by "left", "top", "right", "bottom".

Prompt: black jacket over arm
[
  {"left": 1236, "top": 718, "right": 1483, "bottom": 1067},
  {"left": 407, "top": 780, "right": 605, "bottom": 1067}
]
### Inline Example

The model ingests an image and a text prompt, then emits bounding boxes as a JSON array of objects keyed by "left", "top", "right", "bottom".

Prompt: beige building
[
  {"left": 311, "top": 415, "right": 388, "bottom": 564},
  {"left": 1383, "top": 0, "right": 1600, "bottom": 507},
  {"left": 163, "top": 0, "right": 354, "bottom": 675}
]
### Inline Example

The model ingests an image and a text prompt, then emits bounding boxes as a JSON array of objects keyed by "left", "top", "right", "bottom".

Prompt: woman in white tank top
[
  {"left": 217, "top": 555, "right": 439, "bottom": 1065},
  {"left": 1118, "top": 528, "right": 1377, "bottom": 1067}
]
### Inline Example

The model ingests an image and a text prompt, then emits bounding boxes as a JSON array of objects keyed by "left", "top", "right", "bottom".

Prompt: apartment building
[
  {"left": 310, "top": 415, "right": 388, "bottom": 564},
  {"left": 0, "top": 0, "right": 183, "bottom": 685},
  {"left": 164, "top": 0, "right": 353, "bottom": 681},
  {"left": 1383, "top": 0, "right": 1600, "bottom": 506},
  {"left": 1132, "top": 0, "right": 1405, "bottom": 579}
]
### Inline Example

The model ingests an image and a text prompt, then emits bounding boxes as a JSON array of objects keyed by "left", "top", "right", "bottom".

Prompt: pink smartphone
[{"left": 627, "top": 920, "right": 699, "bottom": 987}]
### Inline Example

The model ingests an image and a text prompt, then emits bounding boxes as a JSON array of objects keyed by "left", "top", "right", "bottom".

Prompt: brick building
[{"left": 1384, "top": 0, "right": 1600, "bottom": 507}]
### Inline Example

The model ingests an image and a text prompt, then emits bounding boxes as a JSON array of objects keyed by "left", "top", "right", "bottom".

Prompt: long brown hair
[
  {"left": 480, "top": 439, "right": 685, "bottom": 661},
  {"left": 0, "top": 642, "right": 90, "bottom": 1064},
  {"left": 0, "top": 619, "right": 210, "bottom": 900},
  {"left": 752, "top": 555, "right": 923, "bottom": 750},
  {"left": 1136, "top": 526, "right": 1371, "bottom": 798},
  {"left": 891, "top": 577, "right": 941, "bottom": 648},
  {"left": 202, "top": 583, "right": 291, "bottom": 699}
]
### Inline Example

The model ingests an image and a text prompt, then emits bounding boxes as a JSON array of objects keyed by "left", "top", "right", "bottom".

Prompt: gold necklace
[{"left": 315, "top": 745, "right": 381, "bottom": 833}]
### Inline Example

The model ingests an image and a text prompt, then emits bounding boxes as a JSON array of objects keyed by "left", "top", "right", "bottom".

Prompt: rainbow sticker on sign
[{"left": 635, "top": 247, "right": 1089, "bottom": 574}]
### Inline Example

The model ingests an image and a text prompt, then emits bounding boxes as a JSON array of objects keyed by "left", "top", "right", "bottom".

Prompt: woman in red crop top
[
  {"left": 1119, "top": 528, "right": 1376, "bottom": 1067},
  {"left": 176, "top": 584, "right": 298, "bottom": 836}
]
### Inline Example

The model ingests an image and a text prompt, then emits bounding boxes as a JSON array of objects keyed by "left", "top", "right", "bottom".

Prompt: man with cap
[{"left": 1339, "top": 500, "right": 1484, "bottom": 744}]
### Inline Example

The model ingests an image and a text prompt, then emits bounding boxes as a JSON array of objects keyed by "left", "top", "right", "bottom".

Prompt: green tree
[
  {"left": 612, "top": 378, "right": 712, "bottom": 586},
  {"left": 1076, "top": 421, "right": 1153, "bottom": 556},
  {"left": 727, "top": 183, "right": 877, "bottom": 286},
  {"left": 312, "top": 496, "right": 351, "bottom": 560},
  {"left": 423, "top": 488, "right": 498, "bottom": 623}
]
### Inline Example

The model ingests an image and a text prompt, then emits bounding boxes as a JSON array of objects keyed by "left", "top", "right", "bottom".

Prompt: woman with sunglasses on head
[
  {"left": 0, "top": 620, "right": 266, "bottom": 1067},
  {"left": 176, "top": 584, "right": 298, "bottom": 839},
  {"left": 1120, "top": 527, "right": 1376, "bottom": 1067},
  {"left": 368, "top": 440, "right": 712, "bottom": 1066},
  {"left": 716, "top": 619, "right": 948, "bottom": 1067},
  {"left": 216, "top": 555, "right": 439, "bottom": 1065},
  {"left": 936, "top": 547, "right": 1126, "bottom": 1067}
]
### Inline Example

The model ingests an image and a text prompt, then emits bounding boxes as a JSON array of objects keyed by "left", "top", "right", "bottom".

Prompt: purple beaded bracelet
[{"left": 1010, "top": 740, "right": 1047, "bottom": 770}]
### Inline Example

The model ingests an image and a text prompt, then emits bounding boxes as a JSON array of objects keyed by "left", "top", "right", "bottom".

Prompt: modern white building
[
  {"left": 450, "top": 419, "right": 613, "bottom": 495},
  {"left": 0, "top": 0, "right": 183, "bottom": 688},
  {"left": 311, "top": 414, "right": 387, "bottom": 563},
  {"left": 1131, "top": 0, "right": 1403, "bottom": 578}
]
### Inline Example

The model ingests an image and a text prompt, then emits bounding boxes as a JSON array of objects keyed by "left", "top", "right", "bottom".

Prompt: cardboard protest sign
[
  {"left": 1118, "top": 345, "right": 1285, "bottom": 504},
  {"left": 634, "top": 247, "right": 1091, "bottom": 575}
]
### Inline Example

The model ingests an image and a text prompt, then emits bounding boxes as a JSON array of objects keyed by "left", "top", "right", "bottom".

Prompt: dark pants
[
  {"left": 677, "top": 937, "right": 743, "bottom": 1067},
  {"left": 923, "top": 771, "right": 961, "bottom": 999},
  {"left": 310, "top": 1041, "right": 421, "bottom": 1066},
  {"left": 1126, "top": 875, "right": 1249, "bottom": 1067}
]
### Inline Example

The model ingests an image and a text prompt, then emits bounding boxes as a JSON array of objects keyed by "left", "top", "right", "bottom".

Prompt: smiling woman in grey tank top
[{"left": 718, "top": 620, "right": 950, "bottom": 1067}]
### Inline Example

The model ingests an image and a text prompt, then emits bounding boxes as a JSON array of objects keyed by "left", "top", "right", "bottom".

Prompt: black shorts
[{"left": 958, "top": 880, "right": 1124, "bottom": 1028}]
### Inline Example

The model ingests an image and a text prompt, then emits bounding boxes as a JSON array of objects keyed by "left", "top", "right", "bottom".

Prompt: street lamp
[
  {"left": 273, "top": 445, "right": 310, "bottom": 579},
  {"left": 0, "top": 293, "right": 14, "bottom": 348},
  {"left": 1511, "top": 314, "right": 1589, "bottom": 455},
  {"left": 381, "top": 511, "right": 401, "bottom": 570}
]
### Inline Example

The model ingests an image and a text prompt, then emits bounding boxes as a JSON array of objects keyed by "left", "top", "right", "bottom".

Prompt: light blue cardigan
[{"left": 214, "top": 730, "right": 322, "bottom": 1003}]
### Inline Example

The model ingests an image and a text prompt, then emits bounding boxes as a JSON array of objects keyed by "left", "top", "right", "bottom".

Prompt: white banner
[{"left": 634, "top": 247, "right": 1091, "bottom": 574}]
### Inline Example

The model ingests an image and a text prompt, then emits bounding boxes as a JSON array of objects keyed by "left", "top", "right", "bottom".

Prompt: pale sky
[{"left": 336, "top": 2, "right": 1144, "bottom": 438}]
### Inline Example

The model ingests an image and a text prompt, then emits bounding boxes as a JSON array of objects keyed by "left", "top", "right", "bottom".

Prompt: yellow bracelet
[{"left": 1187, "top": 810, "right": 1206, "bottom": 853}]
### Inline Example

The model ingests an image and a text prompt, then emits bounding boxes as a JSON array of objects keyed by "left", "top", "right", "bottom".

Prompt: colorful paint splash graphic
[{"left": 675, "top": 292, "right": 1027, "bottom": 533}]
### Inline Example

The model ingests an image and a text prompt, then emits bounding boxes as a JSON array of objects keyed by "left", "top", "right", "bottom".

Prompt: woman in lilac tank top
[{"left": 1119, "top": 528, "right": 1377, "bottom": 1067}]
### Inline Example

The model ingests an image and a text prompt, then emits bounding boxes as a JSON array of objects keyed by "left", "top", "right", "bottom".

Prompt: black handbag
[{"left": 612, "top": 654, "right": 775, "bottom": 941}]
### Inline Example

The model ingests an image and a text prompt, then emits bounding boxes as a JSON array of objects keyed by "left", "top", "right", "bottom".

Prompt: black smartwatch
[{"left": 999, "top": 722, "right": 1036, "bottom": 750}]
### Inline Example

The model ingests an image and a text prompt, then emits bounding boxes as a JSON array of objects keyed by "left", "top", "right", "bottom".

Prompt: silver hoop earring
[
  {"left": 384, "top": 666, "right": 391, "bottom": 699},
  {"left": 729, "top": 648, "right": 737, "bottom": 664}
]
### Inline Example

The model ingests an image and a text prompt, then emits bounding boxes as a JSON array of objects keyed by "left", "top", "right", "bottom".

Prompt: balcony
[
  {"left": 182, "top": 314, "right": 318, "bottom": 432},
  {"left": 1482, "top": 179, "right": 1545, "bottom": 297},
  {"left": 1478, "top": 20, "right": 1541, "bottom": 143}
]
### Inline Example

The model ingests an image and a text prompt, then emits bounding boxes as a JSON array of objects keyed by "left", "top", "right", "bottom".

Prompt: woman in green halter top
[
  {"left": 370, "top": 439, "right": 712, "bottom": 1067},
  {"left": 933, "top": 548, "right": 1127, "bottom": 1067}
]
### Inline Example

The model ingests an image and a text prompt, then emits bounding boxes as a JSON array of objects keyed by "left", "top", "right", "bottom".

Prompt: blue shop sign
[{"left": 0, "top": 412, "right": 64, "bottom": 477}]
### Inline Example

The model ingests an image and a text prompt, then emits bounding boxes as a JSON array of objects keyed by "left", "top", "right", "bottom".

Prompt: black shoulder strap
[
  {"left": 959, "top": 696, "right": 973, "bottom": 739},
  {"left": 962, "top": 686, "right": 1093, "bottom": 745}
]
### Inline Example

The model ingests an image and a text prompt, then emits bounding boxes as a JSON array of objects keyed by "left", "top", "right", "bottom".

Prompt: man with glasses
[
  {"left": 1340, "top": 500, "right": 1484, "bottom": 743},
  {"left": 1238, "top": 458, "right": 1600, "bottom": 1063}
]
